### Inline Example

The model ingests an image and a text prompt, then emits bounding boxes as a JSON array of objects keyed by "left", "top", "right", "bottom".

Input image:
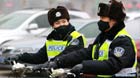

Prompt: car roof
[
  {"left": 13, "top": 9, "right": 91, "bottom": 19},
  {"left": 1, "top": 19, "right": 98, "bottom": 47},
  {"left": 70, "top": 18, "right": 98, "bottom": 30},
  {"left": 68, "top": 10, "right": 91, "bottom": 19},
  {"left": 38, "top": 18, "right": 98, "bottom": 37},
  {"left": 13, "top": 9, "right": 48, "bottom": 14},
  {"left": 126, "top": 11, "right": 140, "bottom": 21}
]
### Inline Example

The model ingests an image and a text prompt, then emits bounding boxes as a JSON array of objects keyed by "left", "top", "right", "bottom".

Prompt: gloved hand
[
  {"left": 33, "top": 61, "right": 58, "bottom": 71},
  {"left": 46, "top": 61, "right": 58, "bottom": 69},
  {"left": 70, "top": 64, "right": 83, "bottom": 75},
  {"left": 33, "top": 64, "right": 43, "bottom": 71},
  {"left": 33, "top": 61, "right": 49, "bottom": 71}
]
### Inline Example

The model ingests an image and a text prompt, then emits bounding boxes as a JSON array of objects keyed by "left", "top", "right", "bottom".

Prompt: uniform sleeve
[
  {"left": 51, "top": 45, "right": 84, "bottom": 61},
  {"left": 19, "top": 44, "right": 48, "bottom": 64},
  {"left": 82, "top": 36, "right": 136, "bottom": 75},
  {"left": 57, "top": 45, "right": 93, "bottom": 68}
]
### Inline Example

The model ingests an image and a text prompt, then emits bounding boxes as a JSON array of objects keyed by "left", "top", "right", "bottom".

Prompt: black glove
[
  {"left": 46, "top": 61, "right": 58, "bottom": 69},
  {"left": 70, "top": 64, "right": 83, "bottom": 75},
  {"left": 33, "top": 61, "right": 49, "bottom": 71},
  {"left": 33, "top": 61, "right": 58, "bottom": 71}
]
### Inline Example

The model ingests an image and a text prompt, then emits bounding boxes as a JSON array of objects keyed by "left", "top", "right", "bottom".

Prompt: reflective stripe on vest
[
  {"left": 92, "top": 28, "right": 137, "bottom": 77},
  {"left": 46, "top": 31, "right": 86, "bottom": 57},
  {"left": 46, "top": 40, "right": 67, "bottom": 57}
]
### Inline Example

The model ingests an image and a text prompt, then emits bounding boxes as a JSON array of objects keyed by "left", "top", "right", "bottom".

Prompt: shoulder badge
[{"left": 114, "top": 47, "right": 125, "bottom": 57}]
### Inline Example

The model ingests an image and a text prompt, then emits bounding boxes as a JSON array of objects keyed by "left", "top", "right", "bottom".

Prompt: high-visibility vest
[
  {"left": 92, "top": 28, "right": 137, "bottom": 77},
  {"left": 46, "top": 31, "right": 86, "bottom": 58}
]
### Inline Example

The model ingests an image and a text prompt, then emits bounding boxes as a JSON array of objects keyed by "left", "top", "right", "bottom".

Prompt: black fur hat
[
  {"left": 48, "top": 6, "right": 70, "bottom": 26},
  {"left": 109, "top": 0, "right": 126, "bottom": 22},
  {"left": 97, "top": 3, "right": 110, "bottom": 17},
  {"left": 98, "top": 0, "right": 126, "bottom": 22}
]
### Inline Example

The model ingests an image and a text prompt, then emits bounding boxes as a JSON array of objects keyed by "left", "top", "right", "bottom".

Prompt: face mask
[
  {"left": 97, "top": 20, "right": 110, "bottom": 32},
  {"left": 54, "top": 25, "right": 70, "bottom": 35}
]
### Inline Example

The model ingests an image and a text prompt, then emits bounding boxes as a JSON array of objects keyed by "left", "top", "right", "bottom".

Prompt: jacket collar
[
  {"left": 103, "top": 21, "right": 125, "bottom": 40},
  {"left": 93, "top": 21, "right": 125, "bottom": 45},
  {"left": 47, "top": 24, "right": 75, "bottom": 40}
]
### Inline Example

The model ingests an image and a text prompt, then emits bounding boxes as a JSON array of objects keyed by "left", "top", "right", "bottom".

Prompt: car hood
[
  {"left": 1, "top": 36, "right": 46, "bottom": 49},
  {"left": 0, "top": 37, "right": 46, "bottom": 56},
  {"left": 0, "top": 29, "right": 25, "bottom": 45},
  {"left": 3, "top": 37, "right": 95, "bottom": 49},
  {"left": 0, "top": 29, "right": 15, "bottom": 34}
]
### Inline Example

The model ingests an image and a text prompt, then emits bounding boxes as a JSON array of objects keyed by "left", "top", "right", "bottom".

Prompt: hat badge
[{"left": 55, "top": 12, "right": 61, "bottom": 17}]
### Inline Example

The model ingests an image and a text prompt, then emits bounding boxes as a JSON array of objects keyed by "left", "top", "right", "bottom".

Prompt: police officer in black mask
[
  {"left": 46, "top": 0, "right": 137, "bottom": 78},
  {"left": 5, "top": 6, "right": 86, "bottom": 70}
]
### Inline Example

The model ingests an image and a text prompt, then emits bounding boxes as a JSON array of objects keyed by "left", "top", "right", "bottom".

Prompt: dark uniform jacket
[
  {"left": 57, "top": 22, "right": 136, "bottom": 75},
  {"left": 18, "top": 24, "right": 85, "bottom": 64}
]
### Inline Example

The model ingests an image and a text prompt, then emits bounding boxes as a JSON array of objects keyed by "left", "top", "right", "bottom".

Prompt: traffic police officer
[
  {"left": 48, "top": 0, "right": 137, "bottom": 77},
  {"left": 6, "top": 6, "right": 86, "bottom": 68}
]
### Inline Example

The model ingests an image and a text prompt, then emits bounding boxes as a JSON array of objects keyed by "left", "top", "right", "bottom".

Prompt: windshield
[
  {"left": 0, "top": 12, "right": 32, "bottom": 29},
  {"left": 70, "top": 20, "right": 90, "bottom": 30},
  {"left": 126, "top": 18, "right": 140, "bottom": 39}
]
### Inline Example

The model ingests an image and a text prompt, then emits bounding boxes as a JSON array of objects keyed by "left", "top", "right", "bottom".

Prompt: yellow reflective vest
[
  {"left": 46, "top": 31, "right": 86, "bottom": 58},
  {"left": 92, "top": 28, "right": 137, "bottom": 77}
]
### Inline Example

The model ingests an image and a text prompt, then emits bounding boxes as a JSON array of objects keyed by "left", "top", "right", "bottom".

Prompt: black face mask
[
  {"left": 97, "top": 20, "right": 110, "bottom": 32},
  {"left": 54, "top": 25, "right": 70, "bottom": 36}
]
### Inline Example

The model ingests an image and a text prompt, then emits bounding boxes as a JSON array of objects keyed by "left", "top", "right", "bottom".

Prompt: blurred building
[{"left": 0, "top": 0, "right": 140, "bottom": 17}]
